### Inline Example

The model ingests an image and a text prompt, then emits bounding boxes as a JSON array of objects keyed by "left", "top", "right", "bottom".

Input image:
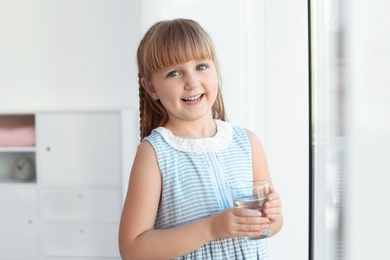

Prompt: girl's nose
[{"left": 184, "top": 72, "right": 200, "bottom": 90}]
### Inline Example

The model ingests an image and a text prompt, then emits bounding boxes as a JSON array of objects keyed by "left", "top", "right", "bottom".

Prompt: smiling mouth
[{"left": 182, "top": 94, "right": 203, "bottom": 103}]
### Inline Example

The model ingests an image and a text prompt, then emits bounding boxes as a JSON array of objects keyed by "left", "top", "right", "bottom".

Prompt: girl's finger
[
  {"left": 264, "top": 199, "right": 281, "bottom": 210},
  {"left": 267, "top": 191, "right": 280, "bottom": 201},
  {"left": 266, "top": 214, "right": 279, "bottom": 223}
]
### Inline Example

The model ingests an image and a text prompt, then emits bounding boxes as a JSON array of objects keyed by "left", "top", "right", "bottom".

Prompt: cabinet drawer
[
  {"left": 42, "top": 223, "right": 120, "bottom": 257},
  {"left": 0, "top": 188, "right": 40, "bottom": 256},
  {"left": 40, "top": 188, "right": 121, "bottom": 222}
]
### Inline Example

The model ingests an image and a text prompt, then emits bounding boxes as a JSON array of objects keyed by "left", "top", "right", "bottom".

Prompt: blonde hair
[{"left": 137, "top": 18, "right": 226, "bottom": 141}]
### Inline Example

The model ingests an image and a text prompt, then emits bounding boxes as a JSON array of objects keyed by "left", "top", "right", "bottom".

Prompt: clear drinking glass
[{"left": 230, "top": 180, "right": 271, "bottom": 239}]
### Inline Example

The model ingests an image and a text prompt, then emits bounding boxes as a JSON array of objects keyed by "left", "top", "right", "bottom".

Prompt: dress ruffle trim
[{"left": 153, "top": 120, "right": 232, "bottom": 153}]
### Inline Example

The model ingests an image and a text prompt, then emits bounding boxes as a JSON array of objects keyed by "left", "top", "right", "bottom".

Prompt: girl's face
[{"left": 145, "top": 59, "right": 218, "bottom": 124}]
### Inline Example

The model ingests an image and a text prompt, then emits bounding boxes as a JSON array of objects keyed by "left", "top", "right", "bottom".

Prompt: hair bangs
[{"left": 146, "top": 21, "right": 214, "bottom": 73}]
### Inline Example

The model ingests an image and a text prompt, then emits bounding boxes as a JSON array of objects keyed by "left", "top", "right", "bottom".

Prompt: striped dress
[{"left": 144, "top": 120, "right": 269, "bottom": 260}]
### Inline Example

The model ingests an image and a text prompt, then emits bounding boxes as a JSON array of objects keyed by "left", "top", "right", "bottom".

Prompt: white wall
[
  {"left": 0, "top": 0, "right": 140, "bottom": 112},
  {"left": 265, "top": 1, "right": 309, "bottom": 259}
]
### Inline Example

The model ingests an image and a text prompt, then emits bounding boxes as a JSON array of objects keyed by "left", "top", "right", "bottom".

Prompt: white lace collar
[{"left": 154, "top": 119, "right": 232, "bottom": 153}]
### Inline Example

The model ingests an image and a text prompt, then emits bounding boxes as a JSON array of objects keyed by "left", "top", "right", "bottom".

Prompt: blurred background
[{"left": 0, "top": 0, "right": 389, "bottom": 259}]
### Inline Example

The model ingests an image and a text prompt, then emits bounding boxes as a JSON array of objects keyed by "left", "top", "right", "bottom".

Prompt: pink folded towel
[{"left": 0, "top": 126, "right": 35, "bottom": 146}]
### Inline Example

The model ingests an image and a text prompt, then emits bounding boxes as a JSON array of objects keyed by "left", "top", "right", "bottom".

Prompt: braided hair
[{"left": 137, "top": 18, "right": 226, "bottom": 141}]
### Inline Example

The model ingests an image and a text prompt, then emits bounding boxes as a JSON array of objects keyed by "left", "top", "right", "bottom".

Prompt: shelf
[
  {"left": 0, "top": 181, "right": 37, "bottom": 187},
  {"left": 0, "top": 147, "right": 36, "bottom": 152}
]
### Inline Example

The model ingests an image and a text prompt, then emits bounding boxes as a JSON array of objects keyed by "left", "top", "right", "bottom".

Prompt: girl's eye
[
  {"left": 197, "top": 64, "right": 207, "bottom": 71},
  {"left": 167, "top": 71, "right": 180, "bottom": 77}
]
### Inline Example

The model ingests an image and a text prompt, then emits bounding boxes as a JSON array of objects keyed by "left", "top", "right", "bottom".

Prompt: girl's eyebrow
[{"left": 158, "top": 59, "right": 212, "bottom": 72}]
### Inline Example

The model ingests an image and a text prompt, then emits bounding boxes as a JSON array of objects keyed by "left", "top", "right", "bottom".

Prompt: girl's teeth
[{"left": 183, "top": 94, "right": 202, "bottom": 101}]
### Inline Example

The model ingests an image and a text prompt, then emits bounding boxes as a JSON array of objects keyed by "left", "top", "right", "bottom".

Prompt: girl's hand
[
  {"left": 263, "top": 186, "right": 282, "bottom": 224},
  {"left": 207, "top": 207, "right": 270, "bottom": 240}
]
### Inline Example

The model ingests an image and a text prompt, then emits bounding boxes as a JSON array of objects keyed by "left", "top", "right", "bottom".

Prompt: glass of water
[{"left": 230, "top": 180, "right": 271, "bottom": 239}]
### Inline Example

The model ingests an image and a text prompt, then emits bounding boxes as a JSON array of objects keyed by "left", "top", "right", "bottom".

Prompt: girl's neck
[{"left": 163, "top": 117, "right": 217, "bottom": 139}]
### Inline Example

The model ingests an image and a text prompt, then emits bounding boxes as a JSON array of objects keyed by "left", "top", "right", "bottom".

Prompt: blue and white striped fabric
[{"left": 144, "top": 120, "right": 269, "bottom": 260}]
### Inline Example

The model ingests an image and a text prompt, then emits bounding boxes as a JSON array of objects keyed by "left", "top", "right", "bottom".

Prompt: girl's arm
[
  {"left": 118, "top": 140, "right": 265, "bottom": 260},
  {"left": 245, "top": 129, "right": 284, "bottom": 236}
]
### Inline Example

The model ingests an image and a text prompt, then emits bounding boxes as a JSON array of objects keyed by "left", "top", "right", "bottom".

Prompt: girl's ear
[{"left": 141, "top": 78, "right": 159, "bottom": 100}]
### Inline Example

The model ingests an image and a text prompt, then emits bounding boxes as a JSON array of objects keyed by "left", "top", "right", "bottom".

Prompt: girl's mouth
[{"left": 182, "top": 94, "right": 203, "bottom": 103}]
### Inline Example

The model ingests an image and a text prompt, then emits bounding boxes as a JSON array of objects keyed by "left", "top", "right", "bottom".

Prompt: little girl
[{"left": 119, "top": 18, "right": 283, "bottom": 259}]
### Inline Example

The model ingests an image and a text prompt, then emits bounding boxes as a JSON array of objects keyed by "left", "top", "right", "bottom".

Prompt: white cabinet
[{"left": 0, "top": 111, "right": 128, "bottom": 259}]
